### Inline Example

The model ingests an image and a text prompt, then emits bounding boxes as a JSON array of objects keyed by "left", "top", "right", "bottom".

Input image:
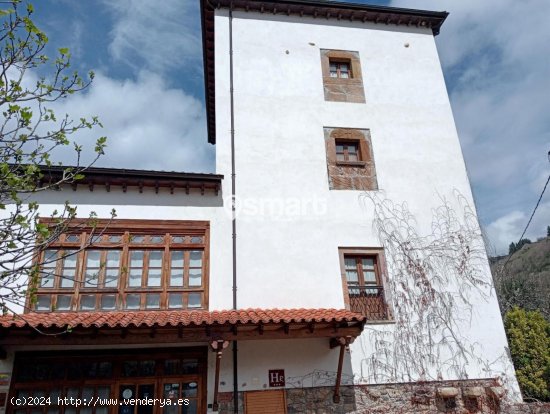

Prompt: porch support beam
[
  {"left": 210, "top": 339, "right": 230, "bottom": 411},
  {"left": 331, "top": 336, "right": 354, "bottom": 403}
]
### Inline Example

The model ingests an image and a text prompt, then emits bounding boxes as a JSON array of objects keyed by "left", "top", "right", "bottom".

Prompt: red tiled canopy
[{"left": 0, "top": 308, "right": 366, "bottom": 330}]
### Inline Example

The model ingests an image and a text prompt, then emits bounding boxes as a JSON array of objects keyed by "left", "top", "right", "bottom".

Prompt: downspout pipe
[{"left": 229, "top": 4, "right": 239, "bottom": 413}]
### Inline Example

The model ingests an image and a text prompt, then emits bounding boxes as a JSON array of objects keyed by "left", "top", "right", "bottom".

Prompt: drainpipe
[{"left": 229, "top": 4, "right": 239, "bottom": 414}]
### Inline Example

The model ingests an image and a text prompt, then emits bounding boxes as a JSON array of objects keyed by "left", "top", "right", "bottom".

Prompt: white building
[{"left": 0, "top": 1, "right": 520, "bottom": 413}]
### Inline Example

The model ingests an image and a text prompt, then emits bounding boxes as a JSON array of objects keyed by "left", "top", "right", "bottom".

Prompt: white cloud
[
  {"left": 48, "top": 72, "right": 214, "bottom": 173},
  {"left": 101, "top": 0, "right": 202, "bottom": 76},
  {"left": 485, "top": 201, "right": 550, "bottom": 255},
  {"left": 390, "top": 0, "right": 550, "bottom": 253}
]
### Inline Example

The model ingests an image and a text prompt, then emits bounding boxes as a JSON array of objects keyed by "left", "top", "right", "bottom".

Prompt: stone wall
[{"left": 216, "top": 379, "right": 550, "bottom": 413}]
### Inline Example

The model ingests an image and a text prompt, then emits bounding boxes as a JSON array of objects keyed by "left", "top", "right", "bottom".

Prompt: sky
[{"left": 23, "top": 0, "right": 550, "bottom": 255}]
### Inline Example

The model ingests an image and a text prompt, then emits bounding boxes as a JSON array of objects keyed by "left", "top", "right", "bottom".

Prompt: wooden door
[{"left": 244, "top": 390, "right": 286, "bottom": 414}]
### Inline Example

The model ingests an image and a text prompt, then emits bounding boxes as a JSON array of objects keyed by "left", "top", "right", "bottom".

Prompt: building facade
[{"left": 0, "top": 1, "right": 523, "bottom": 413}]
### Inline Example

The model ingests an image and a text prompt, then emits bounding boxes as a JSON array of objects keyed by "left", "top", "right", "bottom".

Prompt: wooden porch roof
[{"left": 0, "top": 308, "right": 366, "bottom": 345}]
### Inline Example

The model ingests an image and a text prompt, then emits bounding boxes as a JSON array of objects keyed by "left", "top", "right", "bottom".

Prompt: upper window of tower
[{"left": 320, "top": 49, "right": 365, "bottom": 103}]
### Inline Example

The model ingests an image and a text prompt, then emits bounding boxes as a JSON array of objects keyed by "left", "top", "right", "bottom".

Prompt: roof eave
[{"left": 201, "top": 0, "right": 448, "bottom": 145}]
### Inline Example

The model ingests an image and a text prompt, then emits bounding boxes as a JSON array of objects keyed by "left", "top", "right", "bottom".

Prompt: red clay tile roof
[{"left": 0, "top": 308, "right": 365, "bottom": 330}]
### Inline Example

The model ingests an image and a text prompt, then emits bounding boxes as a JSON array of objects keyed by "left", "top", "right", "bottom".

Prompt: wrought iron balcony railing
[{"left": 348, "top": 285, "right": 390, "bottom": 320}]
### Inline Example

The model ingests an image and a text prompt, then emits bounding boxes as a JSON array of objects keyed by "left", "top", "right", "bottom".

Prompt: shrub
[{"left": 504, "top": 307, "right": 550, "bottom": 401}]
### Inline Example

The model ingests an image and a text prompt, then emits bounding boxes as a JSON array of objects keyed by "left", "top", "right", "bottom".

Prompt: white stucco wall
[
  {"left": 213, "top": 10, "right": 519, "bottom": 396},
  {"left": 2, "top": 7, "right": 520, "bottom": 407}
]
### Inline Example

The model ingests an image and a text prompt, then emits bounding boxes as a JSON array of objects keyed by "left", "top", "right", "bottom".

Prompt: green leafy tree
[
  {"left": 547, "top": 225, "right": 549, "bottom": 237},
  {"left": 504, "top": 307, "right": 550, "bottom": 401},
  {"left": 0, "top": 1, "right": 109, "bottom": 314}
]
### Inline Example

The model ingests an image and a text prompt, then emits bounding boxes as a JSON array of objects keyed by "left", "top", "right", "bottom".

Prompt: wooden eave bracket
[
  {"left": 210, "top": 339, "right": 230, "bottom": 412},
  {"left": 331, "top": 335, "right": 355, "bottom": 403}
]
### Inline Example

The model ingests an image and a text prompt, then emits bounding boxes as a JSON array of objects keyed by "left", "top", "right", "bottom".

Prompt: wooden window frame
[
  {"left": 30, "top": 219, "right": 210, "bottom": 313},
  {"left": 8, "top": 347, "right": 208, "bottom": 414},
  {"left": 338, "top": 247, "right": 393, "bottom": 322},
  {"left": 329, "top": 59, "right": 353, "bottom": 79},
  {"left": 334, "top": 139, "right": 364, "bottom": 165}
]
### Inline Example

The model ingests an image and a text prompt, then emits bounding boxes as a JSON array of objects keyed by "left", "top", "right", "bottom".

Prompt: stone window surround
[
  {"left": 324, "top": 127, "right": 378, "bottom": 191},
  {"left": 320, "top": 49, "right": 366, "bottom": 103},
  {"left": 338, "top": 247, "right": 393, "bottom": 323}
]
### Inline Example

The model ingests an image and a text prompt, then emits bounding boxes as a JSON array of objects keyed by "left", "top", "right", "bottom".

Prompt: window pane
[
  {"left": 82, "top": 387, "right": 94, "bottom": 401},
  {"left": 348, "top": 152, "right": 359, "bottom": 161},
  {"left": 344, "top": 258, "right": 357, "bottom": 270},
  {"left": 105, "top": 269, "right": 119, "bottom": 288},
  {"left": 43, "top": 250, "right": 58, "bottom": 267},
  {"left": 146, "top": 294, "right": 160, "bottom": 309},
  {"left": 364, "top": 271, "right": 377, "bottom": 283},
  {"left": 362, "top": 258, "right": 375, "bottom": 270},
  {"left": 86, "top": 250, "right": 101, "bottom": 267},
  {"left": 147, "top": 268, "right": 162, "bottom": 287},
  {"left": 40, "top": 270, "right": 55, "bottom": 288},
  {"left": 66, "top": 234, "right": 80, "bottom": 243},
  {"left": 184, "top": 400, "right": 197, "bottom": 414},
  {"left": 100, "top": 295, "right": 116, "bottom": 310},
  {"left": 171, "top": 236, "right": 185, "bottom": 244},
  {"left": 149, "top": 251, "right": 163, "bottom": 267},
  {"left": 80, "top": 295, "right": 96, "bottom": 311},
  {"left": 129, "top": 268, "right": 142, "bottom": 287},
  {"left": 189, "top": 251, "right": 202, "bottom": 267},
  {"left": 106, "top": 251, "right": 120, "bottom": 267},
  {"left": 164, "top": 383, "right": 180, "bottom": 398},
  {"left": 168, "top": 293, "right": 183, "bottom": 309},
  {"left": 131, "top": 235, "right": 145, "bottom": 243},
  {"left": 126, "top": 294, "right": 140, "bottom": 310},
  {"left": 189, "top": 269, "right": 202, "bottom": 287},
  {"left": 346, "top": 270, "right": 359, "bottom": 283},
  {"left": 188, "top": 293, "right": 201, "bottom": 309},
  {"left": 64, "top": 253, "right": 77, "bottom": 268},
  {"left": 150, "top": 236, "right": 164, "bottom": 244},
  {"left": 56, "top": 295, "right": 72, "bottom": 311},
  {"left": 190, "top": 236, "right": 203, "bottom": 244},
  {"left": 36, "top": 295, "right": 51, "bottom": 311},
  {"left": 130, "top": 250, "right": 144, "bottom": 267},
  {"left": 84, "top": 268, "right": 100, "bottom": 288},
  {"left": 183, "top": 382, "right": 198, "bottom": 398},
  {"left": 97, "top": 387, "right": 110, "bottom": 399},
  {"left": 84, "top": 250, "right": 101, "bottom": 287},
  {"left": 336, "top": 144, "right": 344, "bottom": 153},
  {"left": 170, "top": 269, "right": 184, "bottom": 287},
  {"left": 107, "top": 235, "right": 122, "bottom": 243},
  {"left": 171, "top": 251, "right": 184, "bottom": 267},
  {"left": 60, "top": 269, "right": 76, "bottom": 288}
]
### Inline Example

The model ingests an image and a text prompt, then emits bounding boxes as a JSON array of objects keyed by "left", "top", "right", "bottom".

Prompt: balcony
[{"left": 348, "top": 285, "right": 391, "bottom": 320}]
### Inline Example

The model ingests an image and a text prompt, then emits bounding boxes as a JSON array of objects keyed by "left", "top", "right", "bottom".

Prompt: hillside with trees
[
  {"left": 492, "top": 235, "right": 550, "bottom": 320},
  {"left": 491, "top": 234, "right": 550, "bottom": 401}
]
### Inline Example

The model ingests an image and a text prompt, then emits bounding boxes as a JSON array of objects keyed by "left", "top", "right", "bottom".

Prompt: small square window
[
  {"left": 329, "top": 60, "right": 352, "bottom": 79},
  {"left": 335, "top": 140, "right": 360, "bottom": 162},
  {"left": 325, "top": 128, "right": 378, "bottom": 191}
]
